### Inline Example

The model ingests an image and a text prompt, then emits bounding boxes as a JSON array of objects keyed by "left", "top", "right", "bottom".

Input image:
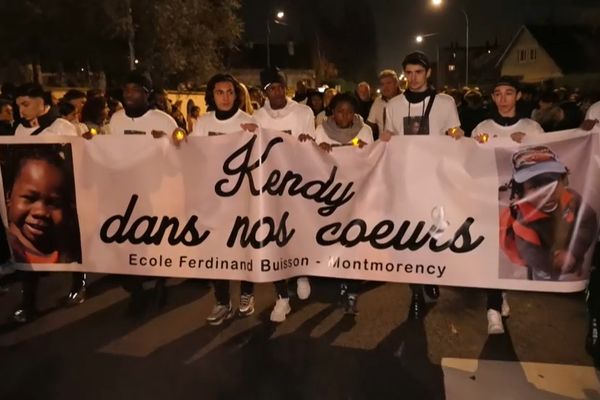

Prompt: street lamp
[
  {"left": 431, "top": 0, "right": 469, "bottom": 87},
  {"left": 415, "top": 33, "right": 440, "bottom": 89},
  {"left": 266, "top": 10, "right": 286, "bottom": 68}
]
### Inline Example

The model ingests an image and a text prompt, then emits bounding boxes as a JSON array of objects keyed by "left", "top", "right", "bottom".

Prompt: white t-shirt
[
  {"left": 40, "top": 118, "right": 80, "bottom": 137},
  {"left": 586, "top": 101, "right": 600, "bottom": 121},
  {"left": 108, "top": 109, "right": 178, "bottom": 136},
  {"left": 192, "top": 109, "right": 255, "bottom": 137},
  {"left": 385, "top": 93, "right": 460, "bottom": 136},
  {"left": 367, "top": 96, "right": 395, "bottom": 135},
  {"left": 315, "top": 110, "right": 328, "bottom": 126},
  {"left": 472, "top": 118, "right": 544, "bottom": 142},
  {"left": 254, "top": 99, "right": 315, "bottom": 138},
  {"left": 315, "top": 122, "right": 373, "bottom": 146},
  {"left": 14, "top": 124, "right": 38, "bottom": 136}
]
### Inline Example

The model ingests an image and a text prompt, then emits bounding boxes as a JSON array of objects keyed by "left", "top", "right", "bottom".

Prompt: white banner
[{"left": 1, "top": 129, "right": 599, "bottom": 292}]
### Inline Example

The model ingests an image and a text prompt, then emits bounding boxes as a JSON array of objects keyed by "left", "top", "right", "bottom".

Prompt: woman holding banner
[{"left": 193, "top": 73, "right": 258, "bottom": 326}]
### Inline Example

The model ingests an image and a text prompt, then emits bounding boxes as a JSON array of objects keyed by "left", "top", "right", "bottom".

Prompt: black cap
[
  {"left": 402, "top": 51, "right": 431, "bottom": 70},
  {"left": 260, "top": 67, "right": 287, "bottom": 90},
  {"left": 494, "top": 76, "right": 520, "bottom": 92},
  {"left": 124, "top": 71, "right": 153, "bottom": 92}
]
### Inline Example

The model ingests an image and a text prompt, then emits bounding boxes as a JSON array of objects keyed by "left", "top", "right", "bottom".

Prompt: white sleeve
[
  {"left": 314, "top": 125, "right": 330, "bottom": 144},
  {"left": 586, "top": 102, "right": 600, "bottom": 120},
  {"left": 385, "top": 104, "right": 400, "bottom": 135},
  {"left": 472, "top": 121, "right": 484, "bottom": 137},
  {"left": 444, "top": 99, "right": 461, "bottom": 132},
  {"left": 192, "top": 117, "right": 207, "bottom": 136},
  {"left": 303, "top": 108, "right": 316, "bottom": 138},
  {"left": 367, "top": 100, "right": 378, "bottom": 124},
  {"left": 359, "top": 124, "right": 374, "bottom": 144},
  {"left": 530, "top": 120, "right": 545, "bottom": 134}
]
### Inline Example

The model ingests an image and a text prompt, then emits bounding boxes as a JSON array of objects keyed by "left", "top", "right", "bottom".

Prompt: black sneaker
[
  {"left": 13, "top": 308, "right": 38, "bottom": 324},
  {"left": 344, "top": 294, "right": 359, "bottom": 316},
  {"left": 66, "top": 286, "right": 87, "bottom": 306},
  {"left": 423, "top": 285, "right": 440, "bottom": 302}
]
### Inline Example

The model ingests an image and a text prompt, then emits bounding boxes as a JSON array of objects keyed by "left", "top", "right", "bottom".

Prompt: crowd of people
[{"left": 1, "top": 49, "right": 600, "bottom": 364}]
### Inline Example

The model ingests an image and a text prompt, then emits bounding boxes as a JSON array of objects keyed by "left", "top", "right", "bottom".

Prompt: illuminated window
[{"left": 448, "top": 64, "right": 456, "bottom": 71}]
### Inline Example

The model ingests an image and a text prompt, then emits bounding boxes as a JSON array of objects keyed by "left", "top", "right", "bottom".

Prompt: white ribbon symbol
[{"left": 429, "top": 206, "right": 450, "bottom": 240}]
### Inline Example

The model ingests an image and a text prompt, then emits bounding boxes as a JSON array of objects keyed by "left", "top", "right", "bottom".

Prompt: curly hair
[{"left": 205, "top": 73, "right": 242, "bottom": 112}]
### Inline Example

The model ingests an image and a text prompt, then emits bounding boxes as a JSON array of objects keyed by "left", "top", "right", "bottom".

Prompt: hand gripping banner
[{"left": 1, "top": 129, "right": 599, "bottom": 292}]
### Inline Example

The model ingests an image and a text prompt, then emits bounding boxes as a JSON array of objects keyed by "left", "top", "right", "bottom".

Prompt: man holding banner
[
  {"left": 474, "top": 77, "right": 545, "bottom": 333},
  {"left": 253, "top": 67, "right": 316, "bottom": 322},
  {"left": 381, "top": 51, "right": 463, "bottom": 320},
  {"left": 106, "top": 71, "right": 179, "bottom": 316}
]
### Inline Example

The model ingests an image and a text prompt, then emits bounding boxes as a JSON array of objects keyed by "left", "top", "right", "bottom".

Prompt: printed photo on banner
[
  {"left": 496, "top": 144, "right": 598, "bottom": 282},
  {"left": 0, "top": 143, "right": 82, "bottom": 264}
]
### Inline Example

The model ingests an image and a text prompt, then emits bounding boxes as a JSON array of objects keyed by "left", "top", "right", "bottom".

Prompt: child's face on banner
[
  {"left": 7, "top": 159, "right": 66, "bottom": 249},
  {"left": 523, "top": 177, "right": 563, "bottom": 213}
]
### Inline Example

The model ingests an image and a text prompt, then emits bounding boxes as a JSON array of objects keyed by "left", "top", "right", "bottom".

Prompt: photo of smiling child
[
  {"left": 0, "top": 143, "right": 82, "bottom": 264},
  {"left": 499, "top": 145, "right": 598, "bottom": 281}
]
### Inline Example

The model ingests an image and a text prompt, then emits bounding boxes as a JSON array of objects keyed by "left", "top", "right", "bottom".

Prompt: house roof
[{"left": 497, "top": 25, "right": 600, "bottom": 74}]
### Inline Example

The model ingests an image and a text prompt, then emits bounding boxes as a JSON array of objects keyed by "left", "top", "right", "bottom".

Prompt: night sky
[{"left": 241, "top": 0, "right": 600, "bottom": 78}]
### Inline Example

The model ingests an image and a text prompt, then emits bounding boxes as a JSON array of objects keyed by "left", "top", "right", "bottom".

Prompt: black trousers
[
  {"left": 20, "top": 272, "right": 86, "bottom": 311},
  {"left": 588, "top": 242, "right": 600, "bottom": 318},
  {"left": 213, "top": 280, "right": 254, "bottom": 305},
  {"left": 487, "top": 289, "right": 503, "bottom": 312}
]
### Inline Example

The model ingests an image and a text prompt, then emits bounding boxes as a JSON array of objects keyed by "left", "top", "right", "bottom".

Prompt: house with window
[{"left": 497, "top": 25, "right": 600, "bottom": 86}]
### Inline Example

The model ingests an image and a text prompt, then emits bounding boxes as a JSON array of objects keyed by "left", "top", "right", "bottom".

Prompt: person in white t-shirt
[
  {"left": 61, "top": 89, "right": 88, "bottom": 135},
  {"left": 473, "top": 77, "right": 544, "bottom": 146},
  {"left": 14, "top": 83, "right": 57, "bottom": 137},
  {"left": 381, "top": 51, "right": 462, "bottom": 320},
  {"left": 41, "top": 101, "right": 80, "bottom": 137},
  {"left": 366, "top": 70, "right": 401, "bottom": 140},
  {"left": 382, "top": 51, "right": 463, "bottom": 140},
  {"left": 314, "top": 92, "right": 373, "bottom": 316},
  {"left": 315, "top": 93, "right": 373, "bottom": 150},
  {"left": 254, "top": 68, "right": 316, "bottom": 141},
  {"left": 105, "top": 71, "right": 177, "bottom": 316},
  {"left": 192, "top": 74, "right": 255, "bottom": 137},
  {"left": 472, "top": 76, "right": 547, "bottom": 335},
  {"left": 253, "top": 67, "right": 315, "bottom": 322},
  {"left": 108, "top": 72, "right": 178, "bottom": 138},
  {"left": 195, "top": 73, "right": 258, "bottom": 326}
]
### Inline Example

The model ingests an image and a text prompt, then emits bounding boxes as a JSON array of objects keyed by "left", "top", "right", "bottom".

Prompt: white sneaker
[
  {"left": 501, "top": 292, "right": 510, "bottom": 317},
  {"left": 270, "top": 297, "right": 291, "bottom": 322},
  {"left": 296, "top": 277, "right": 311, "bottom": 300},
  {"left": 487, "top": 309, "right": 505, "bottom": 335}
]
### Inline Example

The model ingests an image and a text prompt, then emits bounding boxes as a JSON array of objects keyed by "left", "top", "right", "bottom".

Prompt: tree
[
  {"left": 0, "top": 0, "right": 244, "bottom": 87},
  {"left": 105, "top": 0, "right": 243, "bottom": 86}
]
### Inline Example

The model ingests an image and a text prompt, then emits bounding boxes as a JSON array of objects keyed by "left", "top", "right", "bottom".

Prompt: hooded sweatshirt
[{"left": 253, "top": 98, "right": 315, "bottom": 138}]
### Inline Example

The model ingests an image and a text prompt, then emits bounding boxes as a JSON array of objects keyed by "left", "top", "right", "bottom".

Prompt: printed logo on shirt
[
  {"left": 208, "top": 131, "right": 226, "bottom": 137},
  {"left": 403, "top": 116, "right": 430, "bottom": 135},
  {"left": 124, "top": 130, "right": 147, "bottom": 135}
]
